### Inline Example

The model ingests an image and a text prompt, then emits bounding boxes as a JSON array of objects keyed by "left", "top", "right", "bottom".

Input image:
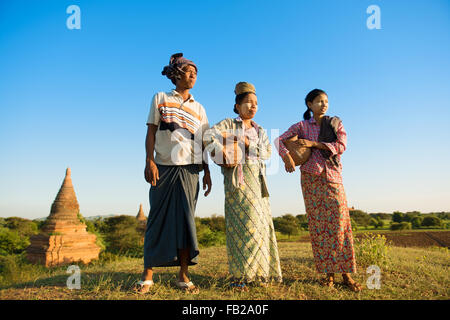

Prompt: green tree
[
  {"left": 103, "top": 215, "right": 143, "bottom": 256},
  {"left": 411, "top": 216, "right": 423, "bottom": 229},
  {"left": 403, "top": 211, "right": 421, "bottom": 222},
  {"left": 195, "top": 218, "right": 225, "bottom": 247},
  {"left": 369, "top": 218, "right": 379, "bottom": 229},
  {"left": 390, "top": 222, "right": 411, "bottom": 230},
  {"left": 4, "top": 217, "right": 38, "bottom": 238},
  {"left": 421, "top": 216, "right": 441, "bottom": 227},
  {"left": 349, "top": 210, "right": 371, "bottom": 227},
  {"left": 200, "top": 215, "right": 225, "bottom": 233},
  {"left": 274, "top": 214, "right": 300, "bottom": 239},
  {"left": 370, "top": 213, "right": 391, "bottom": 220},
  {"left": 432, "top": 212, "right": 450, "bottom": 220},
  {"left": 376, "top": 219, "right": 385, "bottom": 229},
  {"left": 0, "top": 227, "right": 30, "bottom": 255},
  {"left": 392, "top": 211, "right": 404, "bottom": 223},
  {"left": 350, "top": 218, "right": 358, "bottom": 231},
  {"left": 295, "top": 214, "right": 309, "bottom": 230}
]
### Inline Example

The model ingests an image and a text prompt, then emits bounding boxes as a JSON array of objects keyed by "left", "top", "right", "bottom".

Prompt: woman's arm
[
  {"left": 297, "top": 122, "right": 346, "bottom": 155},
  {"left": 274, "top": 122, "right": 302, "bottom": 158},
  {"left": 320, "top": 121, "right": 347, "bottom": 155},
  {"left": 274, "top": 122, "right": 303, "bottom": 173}
]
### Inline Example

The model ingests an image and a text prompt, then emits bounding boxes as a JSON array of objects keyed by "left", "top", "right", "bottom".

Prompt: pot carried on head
[{"left": 283, "top": 136, "right": 311, "bottom": 166}]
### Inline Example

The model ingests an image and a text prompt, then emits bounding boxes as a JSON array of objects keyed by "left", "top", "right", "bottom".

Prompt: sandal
[
  {"left": 176, "top": 281, "right": 200, "bottom": 294},
  {"left": 134, "top": 280, "right": 154, "bottom": 294},
  {"left": 320, "top": 276, "right": 334, "bottom": 288},
  {"left": 230, "top": 282, "right": 249, "bottom": 292},
  {"left": 343, "top": 279, "right": 362, "bottom": 292}
]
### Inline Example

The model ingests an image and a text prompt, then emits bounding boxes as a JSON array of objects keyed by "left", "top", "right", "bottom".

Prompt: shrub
[
  {"left": 296, "top": 214, "right": 308, "bottom": 224},
  {"left": 350, "top": 218, "right": 358, "bottom": 232},
  {"left": 33, "top": 219, "right": 46, "bottom": 230},
  {"left": 199, "top": 215, "right": 225, "bottom": 233},
  {"left": 273, "top": 215, "right": 300, "bottom": 239},
  {"left": 403, "top": 211, "right": 421, "bottom": 222},
  {"left": 195, "top": 220, "right": 226, "bottom": 247},
  {"left": 392, "top": 211, "right": 404, "bottom": 223},
  {"left": 354, "top": 233, "right": 392, "bottom": 268},
  {"left": 77, "top": 213, "right": 106, "bottom": 251},
  {"left": 411, "top": 216, "right": 423, "bottom": 229},
  {"left": 435, "top": 212, "right": 450, "bottom": 220},
  {"left": 390, "top": 222, "right": 412, "bottom": 230},
  {"left": 0, "top": 253, "right": 44, "bottom": 286},
  {"left": 349, "top": 210, "right": 371, "bottom": 227},
  {"left": 102, "top": 215, "right": 143, "bottom": 256},
  {"left": 370, "top": 213, "right": 391, "bottom": 220},
  {"left": 93, "top": 251, "right": 128, "bottom": 265},
  {"left": 295, "top": 214, "right": 309, "bottom": 230},
  {"left": 421, "top": 216, "right": 442, "bottom": 227},
  {"left": 0, "top": 227, "right": 30, "bottom": 255},
  {"left": 369, "top": 218, "right": 379, "bottom": 228},
  {"left": 4, "top": 217, "right": 38, "bottom": 238}
]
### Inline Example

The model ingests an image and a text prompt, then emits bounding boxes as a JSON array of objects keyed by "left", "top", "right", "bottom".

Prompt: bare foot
[
  {"left": 320, "top": 274, "right": 334, "bottom": 288},
  {"left": 342, "top": 275, "right": 362, "bottom": 292}
]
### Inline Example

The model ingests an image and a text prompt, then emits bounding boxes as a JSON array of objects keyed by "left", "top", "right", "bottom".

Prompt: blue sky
[{"left": 0, "top": 0, "right": 449, "bottom": 219}]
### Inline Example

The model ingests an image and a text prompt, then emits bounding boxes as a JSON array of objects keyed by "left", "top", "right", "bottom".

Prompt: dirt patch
[{"left": 297, "top": 231, "right": 450, "bottom": 248}]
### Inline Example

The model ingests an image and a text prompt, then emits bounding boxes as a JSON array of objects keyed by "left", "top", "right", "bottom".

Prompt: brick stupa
[
  {"left": 26, "top": 168, "right": 101, "bottom": 267},
  {"left": 136, "top": 203, "right": 147, "bottom": 223}
]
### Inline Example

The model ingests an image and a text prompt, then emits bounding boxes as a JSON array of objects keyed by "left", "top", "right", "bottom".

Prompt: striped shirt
[
  {"left": 274, "top": 117, "right": 347, "bottom": 184},
  {"left": 147, "top": 90, "right": 209, "bottom": 165}
]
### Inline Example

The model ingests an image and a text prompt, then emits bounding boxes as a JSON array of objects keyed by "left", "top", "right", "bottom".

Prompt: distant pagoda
[
  {"left": 26, "top": 168, "right": 101, "bottom": 267},
  {"left": 136, "top": 203, "right": 147, "bottom": 223}
]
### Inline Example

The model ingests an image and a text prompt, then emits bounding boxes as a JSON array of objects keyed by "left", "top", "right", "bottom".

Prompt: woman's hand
[
  {"left": 295, "top": 139, "right": 316, "bottom": 148},
  {"left": 282, "top": 154, "right": 296, "bottom": 173},
  {"left": 144, "top": 159, "right": 159, "bottom": 186}
]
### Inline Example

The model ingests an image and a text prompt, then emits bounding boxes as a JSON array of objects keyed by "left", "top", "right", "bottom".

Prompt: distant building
[
  {"left": 136, "top": 203, "right": 147, "bottom": 224},
  {"left": 26, "top": 168, "right": 101, "bottom": 267}
]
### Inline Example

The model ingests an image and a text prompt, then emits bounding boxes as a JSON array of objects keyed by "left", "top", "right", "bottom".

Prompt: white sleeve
[{"left": 146, "top": 93, "right": 160, "bottom": 125}]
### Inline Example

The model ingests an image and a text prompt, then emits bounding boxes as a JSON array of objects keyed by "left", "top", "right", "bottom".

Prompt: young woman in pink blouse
[{"left": 275, "top": 89, "right": 362, "bottom": 292}]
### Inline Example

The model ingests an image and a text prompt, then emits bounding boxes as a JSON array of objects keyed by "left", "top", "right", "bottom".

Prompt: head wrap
[
  {"left": 234, "top": 82, "right": 256, "bottom": 114},
  {"left": 161, "top": 53, "right": 197, "bottom": 84}
]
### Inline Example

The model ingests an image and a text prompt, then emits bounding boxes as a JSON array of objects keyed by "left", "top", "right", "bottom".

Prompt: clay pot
[{"left": 283, "top": 136, "right": 311, "bottom": 166}]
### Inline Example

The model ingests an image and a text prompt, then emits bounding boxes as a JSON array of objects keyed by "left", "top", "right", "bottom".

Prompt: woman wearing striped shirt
[{"left": 274, "top": 89, "right": 362, "bottom": 292}]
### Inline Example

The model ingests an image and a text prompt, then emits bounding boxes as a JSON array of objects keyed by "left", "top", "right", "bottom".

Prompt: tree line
[{"left": 1, "top": 210, "right": 449, "bottom": 260}]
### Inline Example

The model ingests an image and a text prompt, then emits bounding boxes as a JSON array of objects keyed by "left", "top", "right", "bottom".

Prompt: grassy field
[
  {"left": 0, "top": 240, "right": 448, "bottom": 300},
  {"left": 277, "top": 229, "right": 450, "bottom": 247}
]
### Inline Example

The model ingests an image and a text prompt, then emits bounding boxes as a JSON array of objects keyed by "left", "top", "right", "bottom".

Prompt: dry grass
[{"left": 0, "top": 242, "right": 448, "bottom": 300}]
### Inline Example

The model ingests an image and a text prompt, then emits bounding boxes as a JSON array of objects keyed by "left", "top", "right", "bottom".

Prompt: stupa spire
[
  {"left": 136, "top": 203, "right": 147, "bottom": 222},
  {"left": 48, "top": 167, "right": 79, "bottom": 220},
  {"left": 27, "top": 167, "right": 100, "bottom": 267}
]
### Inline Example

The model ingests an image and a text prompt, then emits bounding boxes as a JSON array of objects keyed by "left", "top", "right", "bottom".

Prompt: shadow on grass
[{"left": 0, "top": 270, "right": 232, "bottom": 293}]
